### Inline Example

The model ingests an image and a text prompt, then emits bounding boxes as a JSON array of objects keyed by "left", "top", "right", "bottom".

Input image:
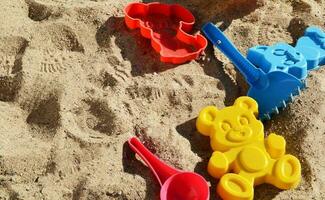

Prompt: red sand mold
[{"left": 124, "top": 2, "right": 207, "bottom": 64}]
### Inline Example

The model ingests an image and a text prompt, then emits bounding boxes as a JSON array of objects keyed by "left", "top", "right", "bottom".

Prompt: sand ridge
[{"left": 0, "top": 0, "right": 324, "bottom": 199}]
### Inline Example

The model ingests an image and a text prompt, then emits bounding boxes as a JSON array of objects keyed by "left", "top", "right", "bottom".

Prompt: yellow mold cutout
[{"left": 196, "top": 96, "right": 301, "bottom": 200}]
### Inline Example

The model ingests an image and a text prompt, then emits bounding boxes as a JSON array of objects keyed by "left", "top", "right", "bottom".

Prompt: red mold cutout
[{"left": 124, "top": 2, "right": 207, "bottom": 64}]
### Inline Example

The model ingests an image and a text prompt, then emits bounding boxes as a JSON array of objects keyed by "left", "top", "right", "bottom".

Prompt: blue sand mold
[
  {"left": 202, "top": 22, "right": 304, "bottom": 120},
  {"left": 295, "top": 26, "right": 325, "bottom": 70},
  {"left": 247, "top": 43, "right": 308, "bottom": 80}
]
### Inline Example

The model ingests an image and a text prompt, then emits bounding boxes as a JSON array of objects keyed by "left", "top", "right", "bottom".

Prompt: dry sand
[{"left": 0, "top": 0, "right": 324, "bottom": 199}]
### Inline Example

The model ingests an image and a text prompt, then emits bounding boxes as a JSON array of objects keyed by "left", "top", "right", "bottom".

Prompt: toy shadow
[
  {"left": 264, "top": 110, "right": 314, "bottom": 192},
  {"left": 96, "top": 16, "right": 181, "bottom": 77},
  {"left": 122, "top": 141, "right": 160, "bottom": 200},
  {"left": 175, "top": 118, "right": 219, "bottom": 199},
  {"left": 143, "top": 0, "right": 263, "bottom": 30},
  {"left": 198, "top": 43, "right": 240, "bottom": 106}
]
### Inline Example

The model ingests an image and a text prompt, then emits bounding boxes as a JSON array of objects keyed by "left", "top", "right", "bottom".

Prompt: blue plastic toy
[
  {"left": 202, "top": 23, "right": 304, "bottom": 120},
  {"left": 247, "top": 27, "right": 325, "bottom": 80},
  {"left": 295, "top": 26, "right": 325, "bottom": 70},
  {"left": 247, "top": 43, "right": 308, "bottom": 81}
]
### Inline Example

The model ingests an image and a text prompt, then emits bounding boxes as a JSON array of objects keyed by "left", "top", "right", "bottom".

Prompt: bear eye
[
  {"left": 221, "top": 121, "right": 231, "bottom": 132},
  {"left": 239, "top": 116, "right": 249, "bottom": 125}
]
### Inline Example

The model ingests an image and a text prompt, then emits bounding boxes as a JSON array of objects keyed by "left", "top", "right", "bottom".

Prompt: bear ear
[
  {"left": 247, "top": 45, "right": 269, "bottom": 67},
  {"left": 234, "top": 96, "right": 258, "bottom": 116},
  {"left": 196, "top": 106, "right": 219, "bottom": 137}
]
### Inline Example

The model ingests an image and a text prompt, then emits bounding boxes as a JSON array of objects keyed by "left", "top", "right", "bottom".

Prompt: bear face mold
[{"left": 196, "top": 96, "right": 301, "bottom": 200}]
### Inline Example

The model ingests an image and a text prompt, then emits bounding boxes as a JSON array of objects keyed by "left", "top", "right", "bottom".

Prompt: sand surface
[{"left": 0, "top": 0, "right": 324, "bottom": 199}]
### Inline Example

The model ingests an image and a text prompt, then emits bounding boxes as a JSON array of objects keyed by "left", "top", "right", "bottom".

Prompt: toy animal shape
[
  {"left": 196, "top": 96, "right": 301, "bottom": 200},
  {"left": 247, "top": 27, "right": 325, "bottom": 79},
  {"left": 247, "top": 43, "right": 308, "bottom": 81},
  {"left": 124, "top": 2, "right": 207, "bottom": 64},
  {"left": 295, "top": 26, "right": 325, "bottom": 70}
]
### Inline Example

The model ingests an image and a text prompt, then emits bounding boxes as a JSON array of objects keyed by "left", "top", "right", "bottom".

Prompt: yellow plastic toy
[{"left": 196, "top": 96, "right": 301, "bottom": 200}]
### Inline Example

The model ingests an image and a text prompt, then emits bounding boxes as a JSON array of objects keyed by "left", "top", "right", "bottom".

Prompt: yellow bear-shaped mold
[{"left": 196, "top": 96, "right": 301, "bottom": 200}]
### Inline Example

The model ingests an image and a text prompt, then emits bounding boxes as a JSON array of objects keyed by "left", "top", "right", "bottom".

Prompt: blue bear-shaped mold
[
  {"left": 247, "top": 43, "right": 308, "bottom": 80},
  {"left": 295, "top": 26, "right": 325, "bottom": 70}
]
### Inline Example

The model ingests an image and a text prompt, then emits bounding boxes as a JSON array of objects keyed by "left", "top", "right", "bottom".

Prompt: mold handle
[
  {"left": 128, "top": 137, "right": 181, "bottom": 186},
  {"left": 202, "top": 23, "right": 264, "bottom": 86}
]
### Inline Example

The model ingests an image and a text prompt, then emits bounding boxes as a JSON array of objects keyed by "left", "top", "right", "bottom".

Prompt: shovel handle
[
  {"left": 128, "top": 137, "right": 181, "bottom": 186},
  {"left": 202, "top": 23, "right": 261, "bottom": 85}
]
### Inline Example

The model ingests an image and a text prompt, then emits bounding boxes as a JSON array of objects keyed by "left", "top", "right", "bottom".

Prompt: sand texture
[{"left": 0, "top": 0, "right": 324, "bottom": 199}]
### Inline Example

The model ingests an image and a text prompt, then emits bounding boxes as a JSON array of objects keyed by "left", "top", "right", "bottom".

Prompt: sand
[{"left": 0, "top": 0, "right": 324, "bottom": 199}]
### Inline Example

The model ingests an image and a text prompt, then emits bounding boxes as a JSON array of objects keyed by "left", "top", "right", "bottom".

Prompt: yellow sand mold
[{"left": 196, "top": 96, "right": 301, "bottom": 200}]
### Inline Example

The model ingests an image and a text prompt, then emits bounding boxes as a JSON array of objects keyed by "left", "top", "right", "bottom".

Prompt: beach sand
[{"left": 0, "top": 0, "right": 324, "bottom": 199}]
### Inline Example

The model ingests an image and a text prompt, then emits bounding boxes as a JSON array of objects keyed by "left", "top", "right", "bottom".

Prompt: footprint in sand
[
  {"left": 17, "top": 76, "right": 62, "bottom": 140},
  {"left": 125, "top": 75, "right": 198, "bottom": 104},
  {"left": 107, "top": 55, "right": 130, "bottom": 82},
  {"left": 26, "top": 92, "right": 61, "bottom": 139},
  {"left": 125, "top": 83, "right": 195, "bottom": 114},
  {"left": 67, "top": 97, "right": 131, "bottom": 140},
  {"left": 31, "top": 23, "right": 84, "bottom": 53},
  {"left": 126, "top": 85, "right": 165, "bottom": 102},
  {"left": 25, "top": 0, "right": 53, "bottom": 21},
  {"left": 23, "top": 22, "right": 86, "bottom": 74},
  {"left": 100, "top": 71, "right": 119, "bottom": 88},
  {"left": 83, "top": 99, "right": 117, "bottom": 135},
  {"left": 26, "top": 94, "right": 60, "bottom": 130},
  {"left": 40, "top": 48, "right": 69, "bottom": 73},
  {"left": 291, "top": 0, "right": 312, "bottom": 13},
  {"left": 258, "top": 23, "right": 292, "bottom": 45},
  {"left": 0, "top": 55, "right": 16, "bottom": 75},
  {"left": 0, "top": 36, "right": 28, "bottom": 102},
  {"left": 23, "top": 47, "right": 83, "bottom": 74}
]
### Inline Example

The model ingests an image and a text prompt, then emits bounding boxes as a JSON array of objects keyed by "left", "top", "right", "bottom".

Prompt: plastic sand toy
[
  {"left": 196, "top": 96, "right": 301, "bottom": 200},
  {"left": 128, "top": 137, "right": 210, "bottom": 200},
  {"left": 247, "top": 27, "right": 325, "bottom": 83},
  {"left": 202, "top": 22, "right": 304, "bottom": 120},
  {"left": 124, "top": 2, "right": 207, "bottom": 64},
  {"left": 247, "top": 43, "right": 308, "bottom": 81},
  {"left": 295, "top": 26, "right": 325, "bottom": 70}
]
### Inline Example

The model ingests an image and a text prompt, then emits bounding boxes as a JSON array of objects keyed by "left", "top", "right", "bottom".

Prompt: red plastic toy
[
  {"left": 124, "top": 2, "right": 207, "bottom": 64},
  {"left": 128, "top": 137, "right": 209, "bottom": 200}
]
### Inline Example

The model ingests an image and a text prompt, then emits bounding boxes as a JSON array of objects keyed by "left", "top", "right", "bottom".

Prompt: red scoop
[
  {"left": 128, "top": 137, "right": 210, "bottom": 200},
  {"left": 124, "top": 2, "right": 207, "bottom": 64}
]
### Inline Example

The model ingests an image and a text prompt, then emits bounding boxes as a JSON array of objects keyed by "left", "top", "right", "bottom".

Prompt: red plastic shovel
[{"left": 128, "top": 137, "right": 210, "bottom": 200}]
